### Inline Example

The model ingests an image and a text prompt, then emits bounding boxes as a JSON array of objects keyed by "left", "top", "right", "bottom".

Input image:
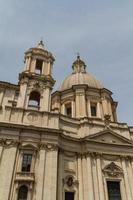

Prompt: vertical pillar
[
  {"left": 71, "top": 101, "right": 75, "bottom": 118},
  {"left": 30, "top": 58, "right": 35, "bottom": 73},
  {"left": 87, "top": 99, "right": 90, "bottom": 117},
  {"left": 92, "top": 156, "right": 99, "bottom": 200},
  {"left": 34, "top": 147, "right": 46, "bottom": 200},
  {"left": 61, "top": 104, "right": 65, "bottom": 115},
  {"left": 43, "top": 146, "right": 58, "bottom": 200},
  {"left": 46, "top": 62, "right": 51, "bottom": 75},
  {"left": 0, "top": 90, "right": 4, "bottom": 105},
  {"left": 42, "top": 61, "right": 45, "bottom": 75},
  {"left": 102, "top": 97, "right": 108, "bottom": 116},
  {"left": 77, "top": 154, "right": 83, "bottom": 200},
  {"left": 82, "top": 155, "right": 89, "bottom": 200},
  {"left": 86, "top": 153, "right": 94, "bottom": 200},
  {"left": 121, "top": 157, "right": 132, "bottom": 200},
  {"left": 0, "top": 145, "right": 3, "bottom": 165},
  {"left": 58, "top": 151, "right": 63, "bottom": 200},
  {"left": 97, "top": 102, "right": 101, "bottom": 118},
  {"left": 96, "top": 154, "right": 105, "bottom": 200},
  {"left": 40, "top": 87, "right": 51, "bottom": 112},
  {"left": 0, "top": 144, "right": 17, "bottom": 200},
  {"left": 17, "top": 82, "right": 28, "bottom": 108},
  {"left": 127, "top": 158, "right": 133, "bottom": 198},
  {"left": 75, "top": 89, "right": 86, "bottom": 118}
]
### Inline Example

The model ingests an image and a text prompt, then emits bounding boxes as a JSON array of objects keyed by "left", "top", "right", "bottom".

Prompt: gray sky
[{"left": 0, "top": 0, "right": 133, "bottom": 125}]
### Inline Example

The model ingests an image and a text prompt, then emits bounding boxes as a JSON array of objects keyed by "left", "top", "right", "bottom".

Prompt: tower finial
[
  {"left": 77, "top": 52, "right": 80, "bottom": 59},
  {"left": 37, "top": 39, "right": 44, "bottom": 49}
]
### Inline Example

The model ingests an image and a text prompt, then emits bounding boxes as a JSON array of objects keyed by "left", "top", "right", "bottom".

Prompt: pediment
[
  {"left": 103, "top": 162, "right": 123, "bottom": 177},
  {"left": 87, "top": 130, "right": 132, "bottom": 145}
]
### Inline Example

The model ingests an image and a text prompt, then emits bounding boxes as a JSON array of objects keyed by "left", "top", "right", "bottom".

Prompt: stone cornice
[{"left": 0, "top": 81, "right": 19, "bottom": 90}]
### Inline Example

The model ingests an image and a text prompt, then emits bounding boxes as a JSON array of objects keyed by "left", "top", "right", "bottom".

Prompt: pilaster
[
  {"left": 43, "top": 144, "right": 58, "bottom": 200},
  {"left": 34, "top": 146, "right": 46, "bottom": 200},
  {"left": 0, "top": 141, "right": 17, "bottom": 200},
  {"left": 86, "top": 153, "right": 94, "bottom": 200},
  {"left": 77, "top": 154, "right": 83, "bottom": 200},
  {"left": 96, "top": 153, "right": 105, "bottom": 200},
  {"left": 121, "top": 157, "right": 132, "bottom": 200}
]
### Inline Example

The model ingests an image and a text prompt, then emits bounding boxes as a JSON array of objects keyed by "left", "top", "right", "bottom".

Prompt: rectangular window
[
  {"left": 107, "top": 181, "right": 121, "bottom": 200},
  {"left": 21, "top": 154, "right": 32, "bottom": 172},
  {"left": 90, "top": 103, "right": 97, "bottom": 117},
  {"left": 65, "top": 192, "right": 74, "bottom": 200},
  {"left": 65, "top": 103, "right": 72, "bottom": 117},
  {"left": 35, "top": 59, "right": 43, "bottom": 74}
]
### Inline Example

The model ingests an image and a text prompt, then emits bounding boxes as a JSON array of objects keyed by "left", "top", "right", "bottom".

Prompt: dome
[{"left": 59, "top": 56, "right": 103, "bottom": 91}]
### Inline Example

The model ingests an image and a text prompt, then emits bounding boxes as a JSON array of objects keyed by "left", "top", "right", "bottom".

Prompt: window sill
[{"left": 15, "top": 172, "right": 35, "bottom": 182}]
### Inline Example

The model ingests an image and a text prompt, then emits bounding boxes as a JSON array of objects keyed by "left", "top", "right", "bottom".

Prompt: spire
[
  {"left": 37, "top": 40, "right": 45, "bottom": 49},
  {"left": 72, "top": 54, "right": 86, "bottom": 73}
]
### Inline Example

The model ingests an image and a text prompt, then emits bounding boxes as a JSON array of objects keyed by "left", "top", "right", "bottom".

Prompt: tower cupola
[{"left": 17, "top": 41, "right": 55, "bottom": 112}]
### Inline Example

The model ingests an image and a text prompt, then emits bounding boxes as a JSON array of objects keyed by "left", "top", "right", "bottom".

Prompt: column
[
  {"left": 34, "top": 148, "right": 46, "bottom": 200},
  {"left": 43, "top": 146, "right": 58, "bottom": 200},
  {"left": 121, "top": 157, "right": 132, "bottom": 200},
  {"left": 127, "top": 158, "right": 133, "bottom": 198},
  {"left": 58, "top": 151, "right": 63, "bottom": 200},
  {"left": 0, "top": 90, "right": 4, "bottom": 105},
  {"left": 75, "top": 89, "right": 87, "bottom": 118},
  {"left": 92, "top": 157, "right": 99, "bottom": 200},
  {"left": 102, "top": 97, "right": 108, "bottom": 116},
  {"left": 77, "top": 154, "right": 83, "bottom": 200},
  {"left": 40, "top": 87, "right": 51, "bottom": 112},
  {"left": 71, "top": 101, "right": 75, "bottom": 118},
  {"left": 0, "top": 145, "right": 3, "bottom": 164},
  {"left": 0, "top": 145, "right": 17, "bottom": 200},
  {"left": 82, "top": 155, "right": 89, "bottom": 200},
  {"left": 30, "top": 57, "right": 35, "bottom": 72},
  {"left": 87, "top": 99, "right": 90, "bottom": 117},
  {"left": 17, "top": 82, "right": 28, "bottom": 108},
  {"left": 97, "top": 102, "right": 101, "bottom": 118},
  {"left": 96, "top": 154, "right": 105, "bottom": 200},
  {"left": 86, "top": 153, "right": 94, "bottom": 200}
]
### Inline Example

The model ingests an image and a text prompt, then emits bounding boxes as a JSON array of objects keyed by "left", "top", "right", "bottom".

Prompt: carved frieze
[
  {"left": 39, "top": 143, "right": 58, "bottom": 151},
  {"left": 27, "top": 112, "right": 38, "bottom": 122},
  {"left": 0, "top": 139, "right": 19, "bottom": 148}
]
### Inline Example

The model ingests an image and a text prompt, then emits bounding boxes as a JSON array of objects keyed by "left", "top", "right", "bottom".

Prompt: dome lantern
[{"left": 72, "top": 55, "right": 86, "bottom": 73}]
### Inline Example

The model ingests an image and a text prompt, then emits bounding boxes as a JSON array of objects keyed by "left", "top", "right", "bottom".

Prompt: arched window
[
  {"left": 28, "top": 91, "right": 40, "bottom": 109},
  {"left": 18, "top": 185, "right": 28, "bottom": 200}
]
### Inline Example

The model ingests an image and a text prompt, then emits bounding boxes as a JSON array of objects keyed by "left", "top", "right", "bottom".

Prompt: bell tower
[{"left": 17, "top": 41, "right": 55, "bottom": 111}]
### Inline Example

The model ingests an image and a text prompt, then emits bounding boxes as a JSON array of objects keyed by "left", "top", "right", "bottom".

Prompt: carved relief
[
  {"left": 27, "top": 112, "right": 38, "bottom": 122},
  {"left": 27, "top": 80, "right": 45, "bottom": 95},
  {"left": 63, "top": 175, "right": 78, "bottom": 188},
  {"left": 0, "top": 139, "right": 19, "bottom": 147},
  {"left": 39, "top": 143, "right": 58, "bottom": 151},
  {"left": 103, "top": 162, "right": 123, "bottom": 177},
  {"left": 104, "top": 114, "right": 111, "bottom": 129}
]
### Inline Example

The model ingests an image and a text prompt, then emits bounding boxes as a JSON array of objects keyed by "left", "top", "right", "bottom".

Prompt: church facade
[{"left": 0, "top": 41, "right": 133, "bottom": 200}]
